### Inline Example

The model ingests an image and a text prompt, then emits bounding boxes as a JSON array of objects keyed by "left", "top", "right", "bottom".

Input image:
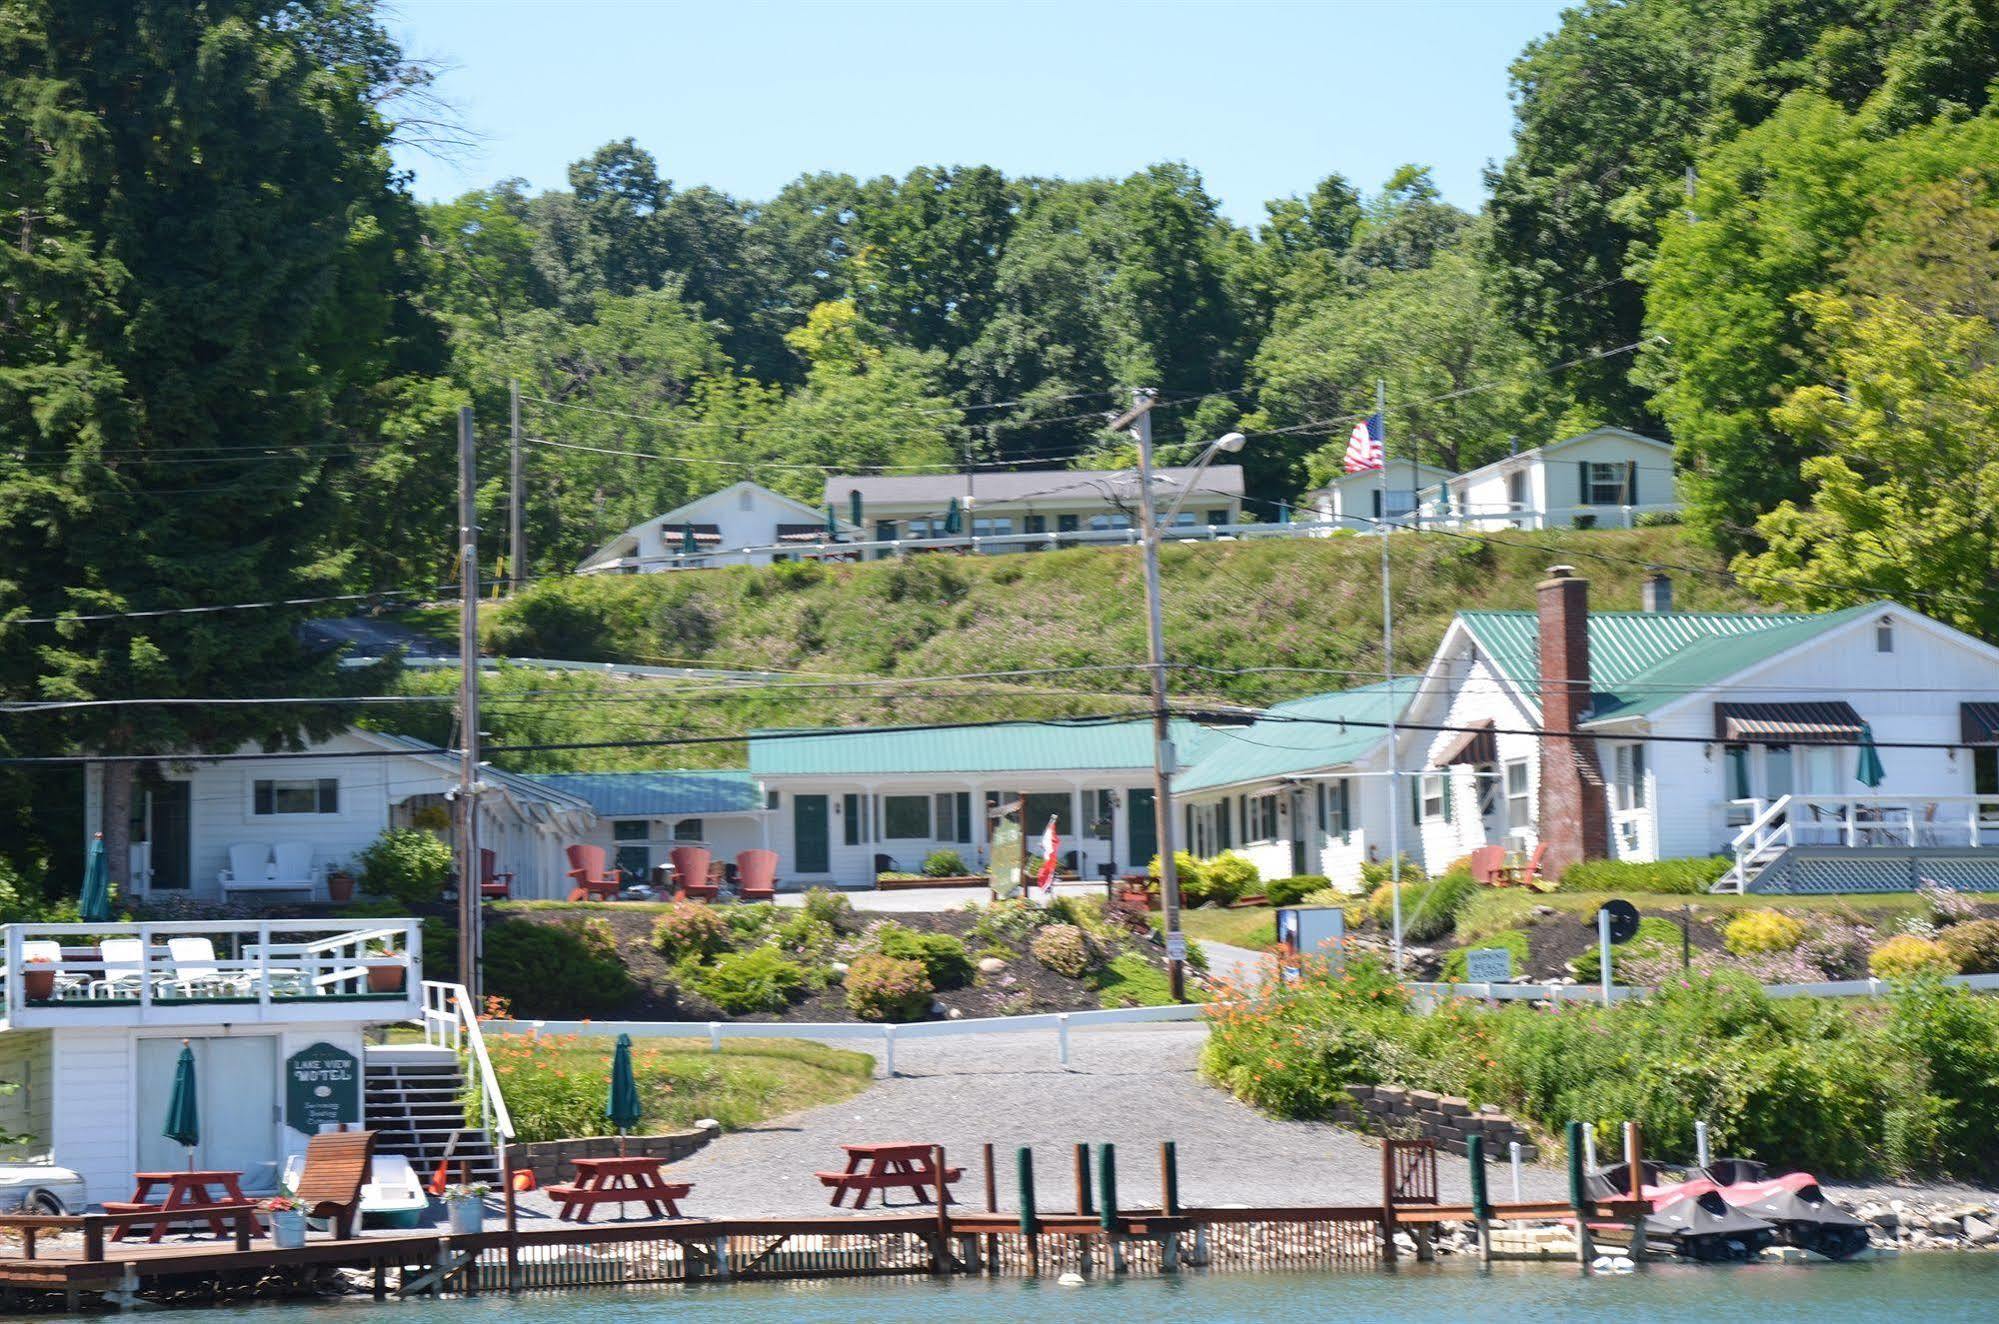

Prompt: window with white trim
[
  {"left": 1247, "top": 792, "right": 1280, "bottom": 842},
  {"left": 1504, "top": 760, "right": 1532, "bottom": 831},
  {"left": 253, "top": 778, "right": 338, "bottom": 816},
  {"left": 1585, "top": 461, "right": 1629, "bottom": 506},
  {"left": 1088, "top": 512, "right": 1133, "bottom": 532},
  {"left": 1876, "top": 620, "right": 1894, "bottom": 653},
  {"left": 883, "top": 795, "right": 931, "bottom": 839},
  {"left": 1420, "top": 771, "right": 1449, "bottom": 822},
  {"left": 1612, "top": 743, "right": 1647, "bottom": 812}
]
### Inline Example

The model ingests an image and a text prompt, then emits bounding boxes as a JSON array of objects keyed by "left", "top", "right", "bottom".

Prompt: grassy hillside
[{"left": 383, "top": 527, "right": 1758, "bottom": 771}]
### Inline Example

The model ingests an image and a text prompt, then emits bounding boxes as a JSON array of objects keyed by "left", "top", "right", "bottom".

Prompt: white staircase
[{"left": 364, "top": 1043, "right": 501, "bottom": 1185}]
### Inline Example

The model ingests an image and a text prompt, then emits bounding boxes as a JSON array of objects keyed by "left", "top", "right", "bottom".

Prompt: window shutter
[
  {"left": 254, "top": 781, "right": 273, "bottom": 816},
  {"left": 1443, "top": 775, "right": 1455, "bottom": 823},
  {"left": 843, "top": 794, "right": 860, "bottom": 846},
  {"left": 1578, "top": 460, "right": 1590, "bottom": 506},
  {"left": 318, "top": 779, "right": 339, "bottom": 814},
  {"left": 1410, "top": 776, "right": 1422, "bottom": 825},
  {"left": 1625, "top": 459, "right": 1639, "bottom": 505}
]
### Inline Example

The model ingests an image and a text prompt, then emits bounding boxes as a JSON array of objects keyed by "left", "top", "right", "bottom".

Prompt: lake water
[{"left": 53, "top": 1254, "right": 1997, "bottom": 1323}]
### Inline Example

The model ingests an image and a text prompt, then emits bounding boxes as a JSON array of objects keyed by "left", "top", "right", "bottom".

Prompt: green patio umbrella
[
  {"left": 163, "top": 1040, "right": 199, "bottom": 1169},
  {"left": 848, "top": 489, "right": 863, "bottom": 530},
  {"left": 824, "top": 503, "right": 840, "bottom": 541},
  {"left": 1277, "top": 501, "right": 1291, "bottom": 525},
  {"left": 79, "top": 833, "right": 113, "bottom": 923},
  {"left": 679, "top": 523, "right": 698, "bottom": 557},
  {"left": 1856, "top": 723, "right": 1886, "bottom": 789},
  {"left": 606, "top": 1033, "right": 642, "bottom": 1156},
  {"left": 942, "top": 498, "right": 962, "bottom": 537}
]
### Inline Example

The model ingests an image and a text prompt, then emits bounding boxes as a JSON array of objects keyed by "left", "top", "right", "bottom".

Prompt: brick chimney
[{"left": 1536, "top": 565, "right": 1609, "bottom": 874}]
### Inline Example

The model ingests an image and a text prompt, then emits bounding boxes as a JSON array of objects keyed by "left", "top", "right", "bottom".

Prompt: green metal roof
[
  {"left": 1175, "top": 680, "right": 1414, "bottom": 793},
  {"left": 520, "top": 770, "right": 761, "bottom": 817},
  {"left": 1458, "top": 605, "right": 1878, "bottom": 723},
  {"left": 748, "top": 718, "right": 1211, "bottom": 778}
]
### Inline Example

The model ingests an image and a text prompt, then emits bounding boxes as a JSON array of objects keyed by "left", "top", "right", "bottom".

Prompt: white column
[{"left": 1070, "top": 782, "right": 1086, "bottom": 879}]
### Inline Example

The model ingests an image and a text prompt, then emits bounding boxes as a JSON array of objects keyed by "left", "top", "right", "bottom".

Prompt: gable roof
[
  {"left": 826, "top": 466, "right": 1243, "bottom": 510},
  {"left": 1176, "top": 681, "right": 1413, "bottom": 793},
  {"left": 1311, "top": 459, "right": 1453, "bottom": 496},
  {"left": 1457, "top": 605, "right": 1877, "bottom": 724},
  {"left": 520, "top": 770, "right": 762, "bottom": 817},
  {"left": 1448, "top": 427, "right": 1672, "bottom": 487},
  {"left": 749, "top": 717, "right": 1213, "bottom": 778}
]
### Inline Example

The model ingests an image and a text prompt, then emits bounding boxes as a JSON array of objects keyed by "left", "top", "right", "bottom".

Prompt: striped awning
[
  {"left": 1432, "top": 719, "right": 1496, "bottom": 767},
  {"left": 1963, "top": 702, "right": 1999, "bottom": 745},
  {"left": 1713, "top": 701, "right": 1865, "bottom": 743}
]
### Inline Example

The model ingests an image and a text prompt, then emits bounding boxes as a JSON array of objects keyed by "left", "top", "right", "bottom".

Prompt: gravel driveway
[{"left": 514, "top": 1023, "right": 1563, "bottom": 1221}]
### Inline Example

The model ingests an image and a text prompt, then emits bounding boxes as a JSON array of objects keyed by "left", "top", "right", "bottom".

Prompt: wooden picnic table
[
  {"left": 545, "top": 1155, "right": 691, "bottom": 1223},
  {"left": 816, "top": 1143, "right": 960, "bottom": 1210},
  {"left": 104, "top": 1171, "right": 262, "bottom": 1244}
]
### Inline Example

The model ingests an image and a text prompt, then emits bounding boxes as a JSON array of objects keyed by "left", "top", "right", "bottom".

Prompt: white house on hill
[
  {"left": 1432, "top": 427, "right": 1677, "bottom": 530},
  {"left": 1306, "top": 458, "right": 1453, "bottom": 529},
  {"left": 826, "top": 465, "right": 1245, "bottom": 552},
  {"left": 576, "top": 481, "right": 857, "bottom": 574}
]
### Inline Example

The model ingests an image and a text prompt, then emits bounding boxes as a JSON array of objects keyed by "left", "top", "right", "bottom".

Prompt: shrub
[
  {"left": 686, "top": 947, "right": 809, "bottom": 1014},
  {"left": 356, "top": 828, "right": 452, "bottom": 908},
  {"left": 1369, "top": 869, "right": 1476, "bottom": 942},
  {"left": 969, "top": 897, "right": 1053, "bottom": 948},
  {"left": 724, "top": 902, "right": 781, "bottom": 943},
  {"left": 801, "top": 887, "right": 855, "bottom": 927},
  {"left": 1918, "top": 878, "right": 1979, "bottom": 928},
  {"left": 1557, "top": 856, "right": 1729, "bottom": 895},
  {"left": 875, "top": 924, "right": 973, "bottom": 989},
  {"left": 1148, "top": 851, "right": 1204, "bottom": 894},
  {"left": 1938, "top": 919, "right": 1999, "bottom": 975},
  {"left": 484, "top": 918, "right": 634, "bottom": 1017},
  {"left": 1871, "top": 934, "right": 1959, "bottom": 980},
  {"left": 1359, "top": 856, "right": 1425, "bottom": 889},
  {"left": 922, "top": 849, "right": 970, "bottom": 878},
  {"left": 775, "top": 913, "right": 839, "bottom": 969},
  {"left": 1030, "top": 923, "right": 1098, "bottom": 978},
  {"left": 1192, "top": 853, "right": 1260, "bottom": 905},
  {"left": 652, "top": 902, "right": 733, "bottom": 962},
  {"left": 1571, "top": 916, "right": 1684, "bottom": 983},
  {"left": 1265, "top": 876, "right": 1330, "bottom": 908},
  {"left": 1726, "top": 909, "right": 1807, "bottom": 956},
  {"left": 1440, "top": 930, "right": 1532, "bottom": 982},
  {"left": 845, "top": 954, "right": 932, "bottom": 1021}
]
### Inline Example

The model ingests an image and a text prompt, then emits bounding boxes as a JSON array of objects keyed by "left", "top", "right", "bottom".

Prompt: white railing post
[
  {"left": 883, "top": 1024, "right": 896, "bottom": 1078},
  {"left": 137, "top": 922, "right": 153, "bottom": 1016},
  {"left": 709, "top": 1022, "right": 722, "bottom": 1054},
  {"left": 1057, "top": 1012, "right": 1071, "bottom": 1067},
  {"left": 1844, "top": 801, "right": 1857, "bottom": 847},
  {"left": 4, "top": 926, "right": 18, "bottom": 1015}
]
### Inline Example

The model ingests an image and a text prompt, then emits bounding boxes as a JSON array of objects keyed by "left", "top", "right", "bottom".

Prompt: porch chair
[
  {"left": 671, "top": 846, "right": 717, "bottom": 901},
  {"left": 735, "top": 849, "right": 779, "bottom": 901},
  {"left": 18, "top": 940, "right": 89, "bottom": 999},
  {"left": 217, "top": 843, "right": 274, "bottom": 896},
  {"left": 268, "top": 842, "right": 322, "bottom": 897},
  {"left": 161, "top": 936, "right": 255, "bottom": 998},
  {"left": 478, "top": 848, "right": 514, "bottom": 900},
  {"left": 88, "top": 937, "right": 148, "bottom": 999},
  {"left": 292, "top": 1128, "right": 379, "bottom": 1240},
  {"left": 564, "top": 844, "right": 622, "bottom": 902},
  {"left": 1467, "top": 845, "right": 1507, "bottom": 886},
  {"left": 1515, "top": 842, "right": 1553, "bottom": 892}
]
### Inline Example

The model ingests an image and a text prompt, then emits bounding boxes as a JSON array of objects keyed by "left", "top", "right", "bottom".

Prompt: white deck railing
[
  {"left": 419, "top": 980, "right": 516, "bottom": 1146},
  {"left": 0, "top": 919, "right": 422, "bottom": 1023},
  {"left": 1724, "top": 793, "right": 1999, "bottom": 889}
]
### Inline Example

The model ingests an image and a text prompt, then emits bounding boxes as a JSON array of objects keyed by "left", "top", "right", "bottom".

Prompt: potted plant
[
  {"left": 21, "top": 954, "right": 57, "bottom": 1001},
  {"left": 364, "top": 938, "right": 405, "bottom": 994},
  {"left": 444, "top": 1183, "right": 489, "bottom": 1235},
  {"left": 264, "top": 1194, "right": 308, "bottom": 1249},
  {"left": 325, "top": 859, "right": 356, "bottom": 903}
]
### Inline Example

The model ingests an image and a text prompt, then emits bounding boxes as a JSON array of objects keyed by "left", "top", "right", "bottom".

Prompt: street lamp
[{"left": 1115, "top": 392, "right": 1248, "bottom": 1001}]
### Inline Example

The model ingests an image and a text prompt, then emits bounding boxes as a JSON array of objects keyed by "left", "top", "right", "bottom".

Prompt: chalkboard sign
[
  {"left": 285, "top": 1042, "right": 360, "bottom": 1135},
  {"left": 1463, "top": 947, "right": 1514, "bottom": 983}
]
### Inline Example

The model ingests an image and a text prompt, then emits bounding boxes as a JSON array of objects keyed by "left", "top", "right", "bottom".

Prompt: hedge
[{"left": 1557, "top": 856, "right": 1731, "bottom": 895}]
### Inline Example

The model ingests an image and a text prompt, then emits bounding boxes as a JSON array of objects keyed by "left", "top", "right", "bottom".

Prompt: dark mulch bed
[{"left": 506, "top": 904, "right": 1164, "bottom": 1024}]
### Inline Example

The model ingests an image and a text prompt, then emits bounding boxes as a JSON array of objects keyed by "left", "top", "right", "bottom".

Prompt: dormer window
[{"left": 1876, "top": 620, "right": 1894, "bottom": 653}]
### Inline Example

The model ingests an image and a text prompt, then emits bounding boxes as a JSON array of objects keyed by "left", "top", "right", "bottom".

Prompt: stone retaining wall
[
  {"left": 1335, "top": 1084, "right": 1539, "bottom": 1161},
  {"left": 512, "top": 1125, "right": 717, "bottom": 1186}
]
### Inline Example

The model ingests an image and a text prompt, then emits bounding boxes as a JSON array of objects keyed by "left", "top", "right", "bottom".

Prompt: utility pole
[
  {"left": 1378, "top": 377, "right": 1404, "bottom": 974},
  {"left": 507, "top": 378, "right": 524, "bottom": 595},
  {"left": 1124, "top": 387, "right": 1188, "bottom": 1001},
  {"left": 456, "top": 405, "right": 483, "bottom": 1001}
]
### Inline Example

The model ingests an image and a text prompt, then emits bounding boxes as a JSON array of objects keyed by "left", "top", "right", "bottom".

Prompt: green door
[
  {"left": 794, "top": 794, "right": 830, "bottom": 874},
  {"left": 1126, "top": 789, "right": 1156, "bottom": 872}
]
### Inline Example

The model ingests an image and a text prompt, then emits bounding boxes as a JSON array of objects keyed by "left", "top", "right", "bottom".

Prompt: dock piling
[
  {"left": 1467, "top": 1134, "right": 1493, "bottom": 1265},
  {"left": 1097, "top": 1143, "right": 1122, "bottom": 1273},
  {"left": 930, "top": 1144, "right": 953, "bottom": 1277},
  {"left": 1073, "top": 1143, "right": 1093, "bottom": 1216},
  {"left": 1623, "top": 1121, "right": 1649, "bottom": 1264},
  {"left": 1016, "top": 1146, "right": 1041, "bottom": 1275},
  {"left": 1160, "top": 1140, "right": 1179, "bottom": 1216},
  {"left": 1566, "top": 1121, "right": 1594, "bottom": 1267}
]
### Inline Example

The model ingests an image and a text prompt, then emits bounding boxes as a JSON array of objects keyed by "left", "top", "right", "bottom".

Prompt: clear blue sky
[{"left": 386, "top": 0, "right": 1570, "bottom": 222}]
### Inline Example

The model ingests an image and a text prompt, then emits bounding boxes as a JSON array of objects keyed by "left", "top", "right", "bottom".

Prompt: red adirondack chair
[
  {"left": 564, "top": 844, "right": 622, "bottom": 901},
  {"left": 479, "top": 848, "right": 513, "bottom": 900},
  {"left": 1467, "top": 845, "right": 1507, "bottom": 887},
  {"left": 670, "top": 845, "right": 716, "bottom": 901},
  {"left": 736, "top": 849, "right": 778, "bottom": 901}
]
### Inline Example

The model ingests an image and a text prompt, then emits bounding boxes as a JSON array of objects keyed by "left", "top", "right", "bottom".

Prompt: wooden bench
[
  {"left": 294, "top": 1128, "right": 377, "bottom": 1239},
  {"left": 100, "top": 1201, "right": 262, "bottom": 1248},
  {"left": 815, "top": 1163, "right": 962, "bottom": 1209},
  {"left": 543, "top": 1180, "right": 691, "bottom": 1222}
]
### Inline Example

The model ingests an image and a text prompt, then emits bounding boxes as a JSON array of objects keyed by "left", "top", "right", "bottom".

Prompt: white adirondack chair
[
  {"left": 218, "top": 843, "right": 274, "bottom": 896},
  {"left": 89, "top": 937, "right": 148, "bottom": 999},
  {"left": 161, "top": 936, "right": 254, "bottom": 998},
  {"left": 268, "top": 842, "right": 320, "bottom": 897}
]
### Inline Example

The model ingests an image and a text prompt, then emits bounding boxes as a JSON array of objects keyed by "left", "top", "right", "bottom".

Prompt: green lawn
[
  {"left": 1155, "top": 908, "right": 1279, "bottom": 950},
  {"left": 484, "top": 1033, "right": 876, "bottom": 1143}
]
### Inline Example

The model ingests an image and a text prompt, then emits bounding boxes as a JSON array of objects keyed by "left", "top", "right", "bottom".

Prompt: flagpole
[{"left": 1378, "top": 377, "right": 1404, "bottom": 975}]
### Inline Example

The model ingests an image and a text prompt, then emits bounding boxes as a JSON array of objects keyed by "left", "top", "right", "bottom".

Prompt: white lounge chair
[
  {"left": 88, "top": 937, "right": 148, "bottom": 999},
  {"left": 218, "top": 843, "right": 274, "bottom": 896},
  {"left": 18, "top": 940, "right": 89, "bottom": 998},
  {"left": 268, "top": 842, "right": 321, "bottom": 897},
  {"left": 160, "top": 937, "right": 255, "bottom": 998}
]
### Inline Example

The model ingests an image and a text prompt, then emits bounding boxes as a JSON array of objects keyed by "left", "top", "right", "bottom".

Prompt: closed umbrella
[
  {"left": 824, "top": 503, "right": 840, "bottom": 541},
  {"left": 848, "top": 489, "right": 863, "bottom": 531},
  {"left": 163, "top": 1041, "right": 199, "bottom": 1170},
  {"left": 606, "top": 1033, "right": 642, "bottom": 1157},
  {"left": 1856, "top": 723, "right": 1886, "bottom": 789},
  {"left": 943, "top": 499, "right": 962, "bottom": 537},
  {"left": 1277, "top": 501, "right": 1291, "bottom": 525},
  {"left": 79, "top": 833, "right": 113, "bottom": 923},
  {"left": 679, "top": 524, "right": 698, "bottom": 558}
]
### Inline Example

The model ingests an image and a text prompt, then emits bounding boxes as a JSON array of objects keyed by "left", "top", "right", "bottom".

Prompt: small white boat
[
  {"left": 0, "top": 1164, "right": 87, "bottom": 1215},
  {"left": 281, "top": 1152, "right": 431, "bottom": 1229}
]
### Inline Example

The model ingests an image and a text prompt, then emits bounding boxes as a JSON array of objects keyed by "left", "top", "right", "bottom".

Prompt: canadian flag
[{"left": 1036, "top": 817, "right": 1061, "bottom": 897}]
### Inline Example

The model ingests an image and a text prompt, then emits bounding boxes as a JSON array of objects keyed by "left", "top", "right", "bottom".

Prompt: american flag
[{"left": 1343, "top": 412, "right": 1384, "bottom": 473}]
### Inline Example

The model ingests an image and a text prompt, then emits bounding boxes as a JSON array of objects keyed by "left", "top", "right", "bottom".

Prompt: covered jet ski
[
  {"left": 1588, "top": 1162, "right": 1777, "bottom": 1262},
  {"left": 1700, "top": 1158, "right": 1872, "bottom": 1260}
]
